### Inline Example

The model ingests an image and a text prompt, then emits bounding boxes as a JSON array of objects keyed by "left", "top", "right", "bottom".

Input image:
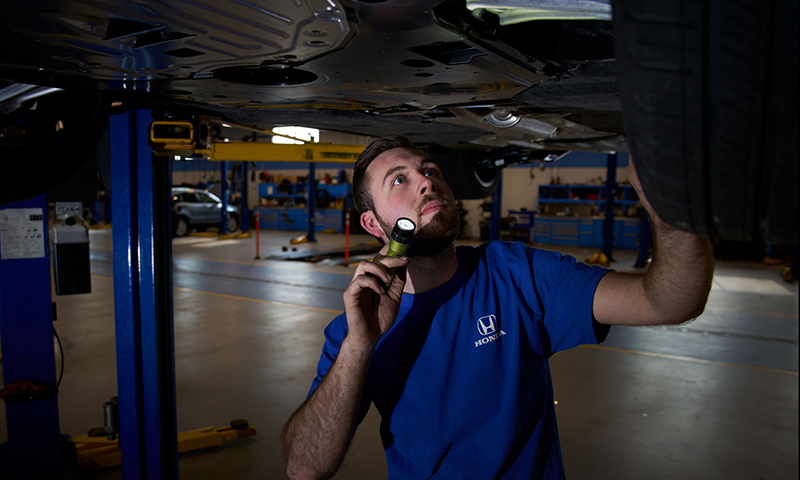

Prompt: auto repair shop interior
[{"left": 0, "top": 1, "right": 797, "bottom": 479}]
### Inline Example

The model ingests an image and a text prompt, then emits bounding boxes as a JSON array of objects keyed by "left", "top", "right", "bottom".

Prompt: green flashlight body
[
  {"left": 387, "top": 240, "right": 409, "bottom": 258},
  {"left": 384, "top": 217, "right": 415, "bottom": 288}
]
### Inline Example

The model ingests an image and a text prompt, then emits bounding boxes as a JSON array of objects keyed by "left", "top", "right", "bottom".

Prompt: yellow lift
[
  {"left": 71, "top": 420, "right": 257, "bottom": 470},
  {"left": 149, "top": 117, "right": 365, "bottom": 163}
]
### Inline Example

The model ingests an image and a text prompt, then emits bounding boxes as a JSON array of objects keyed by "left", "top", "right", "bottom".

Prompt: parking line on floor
[
  {"left": 91, "top": 274, "right": 343, "bottom": 314},
  {"left": 175, "top": 254, "right": 356, "bottom": 276},
  {"left": 581, "top": 344, "right": 798, "bottom": 376},
  {"left": 92, "top": 246, "right": 356, "bottom": 276}
]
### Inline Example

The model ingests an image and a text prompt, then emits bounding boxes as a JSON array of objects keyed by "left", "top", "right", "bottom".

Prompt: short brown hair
[{"left": 352, "top": 135, "right": 420, "bottom": 214}]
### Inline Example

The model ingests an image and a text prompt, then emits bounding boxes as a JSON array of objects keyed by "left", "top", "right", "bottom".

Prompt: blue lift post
[
  {"left": 241, "top": 161, "right": 250, "bottom": 232},
  {"left": 307, "top": 162, "right": 316, "bottom": 242},
  {"left": 489, "top": 171, "right": 503, "bottom": 241},
  {"left": 0, "top": 194, "right": 62, "bottom": 478},
  {"left": 220, "top": 161, "right": 229, "bottom": 234},
  {"left": 602, "top": 153, "right": 617, "bottom": 262},
  {"left": 110, "top": 110, "right": 178, "bottom": 479}
]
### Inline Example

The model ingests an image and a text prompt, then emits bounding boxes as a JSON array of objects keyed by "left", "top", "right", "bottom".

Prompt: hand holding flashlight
[
  {"left": 384, "top": 217, "right": 415, "bottom": 287},
  {"left": 342, "top": 217, "right": 414, "bottom": 347}
]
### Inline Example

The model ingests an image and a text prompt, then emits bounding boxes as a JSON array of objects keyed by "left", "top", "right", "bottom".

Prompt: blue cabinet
[
  {"left": 258, "top": 182, "right": 351, "bottom": 200},
  {"left": 256, "top": 182, "right": 351, "bottom": 233},
  {"left": 534, "top": 184, "right": 639, "bottom": 249},
  {"left": 615, "top": 218, "right": 639, "bottom": 250},
  {"left": 256, "top": 207, "right": 344, "bottom": 232},
  {"left": 508, "top": 210, "right": 534, "bottom": 242},
  {"left": 533, "top": 216, "right": 638, "bottom": 250},
  {"left": 578, "top": 218, "right": 601, "bottom": 247}
]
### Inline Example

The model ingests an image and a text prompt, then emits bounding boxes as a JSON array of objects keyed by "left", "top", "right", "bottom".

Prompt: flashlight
[{"left": 384, "top": 217, "right": 415, "bottom": 287}]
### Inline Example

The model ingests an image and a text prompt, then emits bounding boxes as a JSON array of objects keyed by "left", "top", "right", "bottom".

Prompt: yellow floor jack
[
  {"left": 585, "top": 251, "right": 612, "bottom": 267},
  {"left": 290, "top": 234, "right": 309, "bottom": 245},
  {"left": 68, "top": 397, "right": 256, "bottom": 470}
]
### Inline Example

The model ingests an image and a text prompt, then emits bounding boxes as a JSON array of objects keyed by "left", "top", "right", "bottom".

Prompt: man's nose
[{"left": 419, "top": 174, "right": 435, "bottom": 196}]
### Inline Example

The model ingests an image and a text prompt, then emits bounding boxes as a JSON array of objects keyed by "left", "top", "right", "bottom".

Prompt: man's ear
[{"left": 361, "top": 211, "right": 386, "bottom": 240}]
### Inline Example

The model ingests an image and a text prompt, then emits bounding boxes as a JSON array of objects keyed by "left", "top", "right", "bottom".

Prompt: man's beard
[{"left": 377, "top": 195, "right": 460, "bottom": 257}]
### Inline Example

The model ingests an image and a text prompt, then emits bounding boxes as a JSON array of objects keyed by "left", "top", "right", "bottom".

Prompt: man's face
[{"left": 361, "top": 148, "right": 459, "bottom": 257}]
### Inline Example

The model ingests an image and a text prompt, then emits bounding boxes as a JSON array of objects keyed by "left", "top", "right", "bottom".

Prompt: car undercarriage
[{"left": 1, "top": 0, "right": 797, "bottom": 243}]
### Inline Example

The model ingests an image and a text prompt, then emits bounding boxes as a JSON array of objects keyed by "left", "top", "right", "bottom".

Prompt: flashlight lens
[{"left": 397, "top": 218, "right": 415, "bottom": 231}]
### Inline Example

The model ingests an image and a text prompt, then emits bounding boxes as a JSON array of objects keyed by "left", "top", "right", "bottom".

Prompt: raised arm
[
  {"left": 282, "top": 249, "right": 408, "bottom": 480},
  {"left": 593, "top": 155, "right": 714, "bottom": 326}
]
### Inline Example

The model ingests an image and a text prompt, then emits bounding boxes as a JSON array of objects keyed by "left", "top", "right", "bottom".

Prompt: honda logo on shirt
[{"left": 477, "top": 315, "right": 497, "bottom": 336}]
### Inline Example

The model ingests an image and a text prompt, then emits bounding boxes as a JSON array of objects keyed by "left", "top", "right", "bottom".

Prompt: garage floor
[{"left": 1, "top": 228, "right": 797, "bottom": 479}]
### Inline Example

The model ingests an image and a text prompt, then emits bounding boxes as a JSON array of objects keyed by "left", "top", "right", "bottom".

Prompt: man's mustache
[{"left": 417, "top": 194, "right": 451, "bottom": 216}]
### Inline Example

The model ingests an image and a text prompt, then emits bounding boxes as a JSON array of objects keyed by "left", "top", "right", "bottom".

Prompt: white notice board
[{"left": 0, "top": 208, "right": 46, "bottom": 260}]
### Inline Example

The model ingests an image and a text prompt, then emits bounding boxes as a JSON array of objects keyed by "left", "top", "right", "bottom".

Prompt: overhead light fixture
[{"left": 272, "top": 126, "right": 319, "bottom": 144}]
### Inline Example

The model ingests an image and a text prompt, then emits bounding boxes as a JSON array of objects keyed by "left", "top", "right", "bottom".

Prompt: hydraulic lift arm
[
  {"left": 149, "top": 118, "right": 365, "bottom": 163},
  {"left": 148, "top": 118, "right": 567, "bottom": 167}
]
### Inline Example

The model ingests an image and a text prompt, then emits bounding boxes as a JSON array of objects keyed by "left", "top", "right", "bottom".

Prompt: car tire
[
  {"left": 0, "top": 89, "right": 110, "bottom": 204},
  {"left": 226, "top": 213, "right": 239, "bottom": 233},
  {"left": 432, "top": 149, "right": 501, "bottom": 200},
  {"left": 174, "top": 216, "right": 190, "bottom": 237},
  {"left": 612, "top": 0, "right": 798, "bottom": 243}
]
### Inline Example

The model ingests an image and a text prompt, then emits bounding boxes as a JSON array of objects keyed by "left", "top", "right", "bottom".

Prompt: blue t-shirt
[{"left": 308, "top": 241, "right": 610, "bottom": 479}]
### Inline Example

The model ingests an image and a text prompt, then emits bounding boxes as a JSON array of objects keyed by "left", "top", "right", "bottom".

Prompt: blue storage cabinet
[
  {"left": 615, "top": 218, "right": 638, "bottom": 249},
  {"left": 534, "top": 184, "right": 640, "bottom": 250},
  {"left": 533, "top": 219, "right": 552, "bottom": 243},
  {"left": 533, "top": 216, "right": 638, "bottom": 250},
  {"left": 256, "top": 207, "right": 344, "bottom": 232},
  {"left": 508, "top": 210, "right": 534, "bottom": 242},
  {"left": 257, "top": 181, "right": 351, "bottom": 233},
  {"left": 550, "top": 218, "right": 580, "bottom": 244},
  {"left": 258, "top": 182, "right": 351, "bottom": 200},
  {"left": 578, "top": 218, "right": 602, "bottom": 247}
]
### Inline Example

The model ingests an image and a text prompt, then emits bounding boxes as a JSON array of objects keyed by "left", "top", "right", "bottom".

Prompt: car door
[
  {"left": 195, "top": 191, "right": 221, "bottom": 226},
  {"left": 175, "top": 191, "right": 200, "bottom": 224}
]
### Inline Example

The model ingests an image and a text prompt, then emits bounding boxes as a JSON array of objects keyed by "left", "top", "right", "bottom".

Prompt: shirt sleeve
[
  {"left": 529, "top": 248, "right": 610, "bottom": 356},
  {"left": 307, "top": 313, "right": 348, "bottom": 398}
]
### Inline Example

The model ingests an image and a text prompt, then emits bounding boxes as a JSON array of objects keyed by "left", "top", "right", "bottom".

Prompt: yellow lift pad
[{"left": 71, "top": 422, "right": 257, "bottom": 470}]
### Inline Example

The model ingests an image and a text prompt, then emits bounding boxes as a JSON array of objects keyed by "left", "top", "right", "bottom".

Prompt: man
[{"left": 282, "top": 135, "right": 714, "bottom": 479}]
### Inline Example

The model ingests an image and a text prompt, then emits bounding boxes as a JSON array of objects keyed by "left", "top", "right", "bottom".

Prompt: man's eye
[
  {"left": 424, "top": 169, "right": 438, "bottom": 177},
  {"left": 393, "top": 176, "right": 407, "bottom": 186}
]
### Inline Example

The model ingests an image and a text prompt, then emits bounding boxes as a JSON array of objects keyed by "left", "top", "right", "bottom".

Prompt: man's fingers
[
  {"left": 346, "top": 273, "right": 386, "bottom": 297},
  {"left": 352, "top": 257, "right": 409, "bottom": 283},
  {"left": 380, "top": 256, "right": 410, "bottom": 269},
  {"left": 386, "top": 265, "right": 407, "bottom": 299},
  {"left": 352, "top": 261, "right": 391, "bottom": 285}
]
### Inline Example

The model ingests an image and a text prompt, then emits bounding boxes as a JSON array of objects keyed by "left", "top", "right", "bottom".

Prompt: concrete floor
[{"left": 1, "top": 228, "right": 797, "bottom": 479}]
